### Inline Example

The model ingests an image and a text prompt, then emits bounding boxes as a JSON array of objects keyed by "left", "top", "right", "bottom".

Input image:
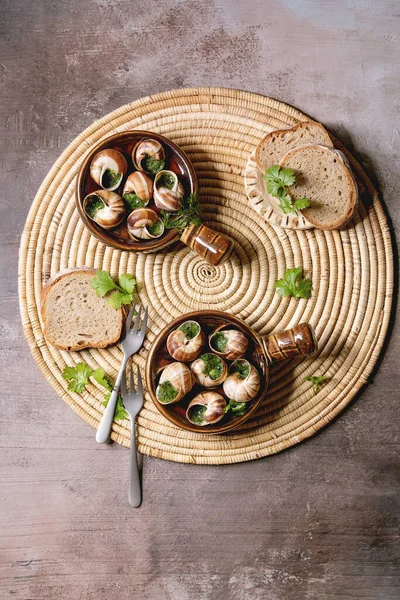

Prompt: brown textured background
[{"left": 1, "top": 1, "right": 399, "bottom": 599}]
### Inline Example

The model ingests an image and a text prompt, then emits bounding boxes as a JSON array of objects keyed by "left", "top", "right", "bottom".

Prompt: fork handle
[
  {"left": 96, "top": 357, "right": 128, "bottom": 444},
  {"left": 129, "top": 420, "right": 141, "bottom": 507}
]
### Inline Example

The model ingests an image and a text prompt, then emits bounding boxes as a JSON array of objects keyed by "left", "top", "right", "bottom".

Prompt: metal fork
[
  {"left": 121, "top": 364, "right": 144, "bottom": 507},
  {"left": 96, "top": 303, "right": 148, "bottom": 444}
]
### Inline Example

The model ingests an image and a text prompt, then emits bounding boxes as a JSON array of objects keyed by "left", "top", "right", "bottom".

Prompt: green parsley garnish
[
  {"left": 188, "top": 405, "right": 207, "bottom": 424},
  {"left": 293, "top": 197, "right": 311, "bottom": 210},
  {"left": 230, "top": 360, "right": 250, "bottom": 380},
  {"left": 156, "top": 172, "right": 175, "bottom": 189},
  {"left": 85, "top": 194, "right": 104, "bottom": 219},
  {"left": 102, "top": 168, "right": 122, "bottom": 189},
  {"left": 91, "top": 271, "right": 137, "bottom": 309},
  {"left": 63, "top": 362, "right": 93, "bottom": 393},
  {"left": 305, "top": 375, "right": 328, "bottom": 395},
  {"left": 200, "top": 353, "right": 223, "bottom": 380},
  {"left": 210, "top": 332, "right": 228, "bottom": 353},
  {"left": 123, "top": 193, "right": 146, "bottom": 210},
  {"left": 224, "top": 399, "right": 247, "bottom": 417},
  {"left": 147, "top": 220, "right": 163, "bottom": 237},
  {"left": 275, "top": 267, "right": 312, "bottom": 299},
  {"left": 144, "top": 156, "right": 165, "bottom": 174},
  {"left": 157, "top": 381, "right": 179, "bottom": 404},
  {"left": 264, "top": 165, "right": 310, "bottom": 215},
  {"left": 102, "top": 392, "right": 128, "bottom": 421},
  {"left": 179, "top": 321, "right": 200, "bottom": 340},
  {"left": 96, "top": 366, "right": 128, "bottom": 420},
  {"left": 92, "top": 366, "right": 113, "bottom": 390},
  {"left": 161, "top": 192, "right": 202, "bottom": 234},
  {"left": 62, "top": 363, "right": 127, "bottom": 420}
]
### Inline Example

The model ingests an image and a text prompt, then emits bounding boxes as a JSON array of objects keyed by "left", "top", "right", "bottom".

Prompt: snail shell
[
  {"left": 122, "top": 171, "right": 153, "bottom": 208},
  {"left": 127, "top": 208, "right": 165, "bottom": 240},
  {"left": 133, "top": 138, "right": 166, "bottom": 174},
  {"left": 153, "top": 170, "right": 184, "bottom": 212},
  {"left": 90, "top": 149, "right": 127, "bottom": 191},
  {"left": 186, "top": 392, "right": 226, "bottom": 426},
  {"left": 156, "top": 362, "right": 194, "bottom": 404},
  {"left": 223, "top": 359, "right": 260, "bottom": 402},
  {"left": 209, "top": 329, "right": 249, "bottom": 360},
  {"left": 83, "top": 190, "right": 125, "bottom": 229},
  {"left": 167, "top": 320, "right": 205, "bottom": 362},
  {"left": 191, "top": 353, "right": 228, "bottom": 388}
]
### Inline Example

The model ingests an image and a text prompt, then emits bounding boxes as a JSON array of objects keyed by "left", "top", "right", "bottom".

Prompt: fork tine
[
  {"left": 125, "top": 304, "right": 136, "bottom": 335},
  {"left": 121, "top": 367, "right": 127, "bottom": 397},
  {"left": 129, "top": 364, "right": 135, "bottom": 393},
  {"left": 132, "top": 304, "right": 142, "bottom": 334},
  {"left": 136, "top": 365, "right": 143, "bottom": 396}
]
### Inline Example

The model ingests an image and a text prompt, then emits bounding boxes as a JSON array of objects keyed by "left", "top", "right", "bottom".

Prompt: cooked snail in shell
[
  {"left": 191, "top": 353, "right": 228, "bottom": 388},
  {"left": 90, "top": 149, "right": 127, "bottom": 191},
  {"left": 186, "top": 392, "right": 227, "bottom": 426},
  {"left": 167, "top": 320, "right": 205, "bottom": 362},
  {"left": 127, "top": 208, "right": 165, "bottom": 240},
  {"left": 156, "top": 362, "right": 194, "bottom": 404},
  {"left": 223, "top": 359, "right": 260, "bottom": 402},
  {"left": 83, "top": 190, "right": 125, "bottom": 229},
  {"left": 153, "top": 170, "right": 184, "bottom": 212},
  {"left": 133, "top": 138, "right": 166, "bottom": 174},
  {"left": 122, "top": 171, "right": 153, "bottom": 209},
  {"left": 209, "top": 329, "right": 249, "bottom": 360}
]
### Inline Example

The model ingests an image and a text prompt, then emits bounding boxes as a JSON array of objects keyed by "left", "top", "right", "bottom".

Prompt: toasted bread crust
[
  {"left": 41, "top": 267, "right": 124, "bottom": 351},
  {"left": 255, "top": 121, "right": 333, "bottom": 171},
  {"left": 41, "top": 267, "right": 96, "bottom": 312}
]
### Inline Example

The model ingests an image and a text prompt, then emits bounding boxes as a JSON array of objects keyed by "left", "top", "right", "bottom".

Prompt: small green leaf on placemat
[
  {"left": 275, "top": 267, "right": 312, "bottom": 299},
  {"left": 91, "top": 271, "right": 137, "bottom": 309}
]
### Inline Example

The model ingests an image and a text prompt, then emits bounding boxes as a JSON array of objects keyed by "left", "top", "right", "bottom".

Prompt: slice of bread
[
  {"left": 280, "top": 145, "right": 358, "bottom": 229},
  {"left": 255, "top": 121, "right": 333, "bottom": 172},
  {"left": 41, "top": 267, "right": 124, "bottom": 351}
]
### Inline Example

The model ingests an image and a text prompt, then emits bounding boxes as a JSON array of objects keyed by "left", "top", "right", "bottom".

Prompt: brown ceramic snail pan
[
  {"left": 146, "top": 311, "right": 267, "bottom": 434},
  {"left": 76, "top": 131, "right": 198, "bottom": 252},
  {"left": 145, "top": 310, "right": 317, "bottom": 435}
]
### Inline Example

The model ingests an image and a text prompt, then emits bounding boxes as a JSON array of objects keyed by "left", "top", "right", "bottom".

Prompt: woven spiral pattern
[{"left": 19, "top": 88, "right": 393, "bottom": 464}]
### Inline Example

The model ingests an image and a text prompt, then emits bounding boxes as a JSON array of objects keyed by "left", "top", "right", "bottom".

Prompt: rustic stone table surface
[{"left": 1, "top": 1, "right": 399, "bottom": 599}]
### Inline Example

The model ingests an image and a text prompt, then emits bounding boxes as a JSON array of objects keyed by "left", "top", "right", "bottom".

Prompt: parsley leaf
[
  {"left": 91, "top": 271, "right": 118, "bottom": 297},
  {"left": 278, "top": 191, "right": 296, "bottom": 215},
  {"left": 62, "top": 362, "right": 127, "bottom": 421},
  {"left": 265, "top": 165, "right": 281, "bottom": 180},
  {"left": 92, "top": 367, "right": 113, "bottom": 392},
  {"left": 266, "top": 179, "right": 284, "bottom": 198},
  {"left": 305, "top": 375, "right": 328, "bottom": 395},
  {"left": 103, "top": 392, "right": 128, "bottom": 421},
  {"left": 107, "top": 290, "right": 133, "bottom": 309},
  {"left": 95, "top": 366, "right": 128, "bottom": 421},
  {"left": 275, "top": 267, "right": 312, "bottom": 299},
  {"left": 144, "top": 156, "right": 165, "bottom": 174},
  {"left": 118, "top": 273, "right": 136, "bottom": 295},
  {"left": 294, "top": 197, "right": 311, "bottom": 210},
  {"left": 161, "top": 192, "right": 202, "bottom": 234},
  {"left": 91, "top": 270, "right": 137, "bottom": 309},
  {"left": 63, "top": 362, "right": 93, "bottom": 393},
  {"left": 123, "top": 193, "right": 146, "bottom": 211},
  {"left": 279, "top": 167, "right": 296, "bottom": 187},
  {"left": 264, "top": 165, "right": 309, "bottom": 215},
  {"left": 224, "top": 398, "right": 247, "bottom": 417}
]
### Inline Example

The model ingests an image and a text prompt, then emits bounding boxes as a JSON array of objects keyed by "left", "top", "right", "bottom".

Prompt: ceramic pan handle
[
  {"left": 180, "top": 223, "right": 234, "bottom": 266},
  {"left": 262, "top": 323, "right": 317, "bottom": 364}
]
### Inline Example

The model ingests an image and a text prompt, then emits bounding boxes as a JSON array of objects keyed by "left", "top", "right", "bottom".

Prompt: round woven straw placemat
[{"left": 19, "top": 88, "right": 393, "bottom": 464}]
